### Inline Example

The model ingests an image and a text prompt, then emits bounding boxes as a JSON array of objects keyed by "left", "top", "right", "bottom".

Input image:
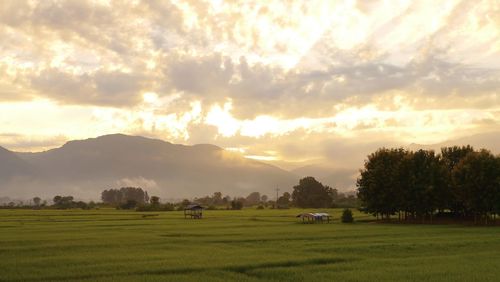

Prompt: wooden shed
[
  {"left": 184, "top": 204, "right": 203, "bottom": 219},
  {"left": 297, "top": 212, "right": 331, "bottom": 223}
]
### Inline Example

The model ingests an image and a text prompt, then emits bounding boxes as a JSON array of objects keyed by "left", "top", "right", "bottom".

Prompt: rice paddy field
[{"left": 1, "top": 208, "right": 499, "bottom": 282}]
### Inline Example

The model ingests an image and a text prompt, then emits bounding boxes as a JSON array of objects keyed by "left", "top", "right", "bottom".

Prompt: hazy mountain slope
[
  {"left": 0, "top": 146, "right": 33, "bottom": 180},
  {"left": 408, "top": 131, "right": 500, "bottom": 153},
  {"left": 3, "top": 134, "right": 297, "bottom": 199}
]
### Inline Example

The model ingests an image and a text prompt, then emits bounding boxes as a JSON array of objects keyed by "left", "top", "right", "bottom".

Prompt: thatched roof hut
[
  {"left": 297, "top": 212, "right": 331, "bottom": 223},
  {"left": 184, "top": 204, "right": 203, "bottom": 219}
]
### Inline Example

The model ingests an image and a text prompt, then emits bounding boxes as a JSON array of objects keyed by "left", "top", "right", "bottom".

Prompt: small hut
[
  {"left": 184, "top": 204, "right": 203, "bottom": 219},
  {"left": 297, "top": 212, "right": 331, "bottom": 224},
  {"left": 297, "top": 213, "right": 315, "bottom": 223}
]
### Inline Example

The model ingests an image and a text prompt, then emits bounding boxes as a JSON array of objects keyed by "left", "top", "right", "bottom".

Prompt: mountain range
[{"left": 1, "top": 134, "right": 296, "bottom": 200}]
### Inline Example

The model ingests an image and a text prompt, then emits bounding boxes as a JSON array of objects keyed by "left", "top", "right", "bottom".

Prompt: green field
[{"left": 1, "top": 209, "right": 499, "bottom": 282}]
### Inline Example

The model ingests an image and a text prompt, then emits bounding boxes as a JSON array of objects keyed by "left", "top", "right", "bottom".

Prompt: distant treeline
[
  {"left": 1, "top": 179, "right": 358, "bottom": 211},
  {"left": 100, "top": 183, "right": 357, "bottom": 211},
  {"left": 357, "top": 146, "right": 500, "bottom": 224},
  {"left": 191, "top": 187, "right": 357, "bottom": 210},
  {"left": 0, "top": 195, "right": 98, "bottom": 210}
]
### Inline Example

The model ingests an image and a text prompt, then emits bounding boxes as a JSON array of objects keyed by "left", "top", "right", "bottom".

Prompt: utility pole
[{"left": 275, "top": 186, "right": 280, "bottom": 208}]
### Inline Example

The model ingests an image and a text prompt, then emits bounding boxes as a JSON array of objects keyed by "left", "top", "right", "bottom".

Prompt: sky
[{"left": 0, "top": 0, "right": 499, "bottom": 167}]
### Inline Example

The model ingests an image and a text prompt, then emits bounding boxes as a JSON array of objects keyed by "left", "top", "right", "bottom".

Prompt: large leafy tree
[
  {"left": 441, "top": 145, "right": 475, "bottom": 170},
  {"left": 33, "top": 197, "right": 41, "bottom": 207},
  {"left": 52, "top": 195, "right": 75, "bottom": 209},
  {"left": 245, "top": 192, "right": 261, "bottom": 206},
  {"left": 357, "top": 148, "right": 408, "bottom": 219},
  {"left": 101, "top": 187, "right": 148, "bottom": 205},
  {"left": 441, "top": 145, "right": 475, "bottom": 214},
  {"left": 292, "top": 177, "right": 334, "bottom": 208},
  {"left": 452, "top": 149, "right": 500, "bottom": 223},
  {"left": 397, "top": 150, "right": 448, "bottom": 221},
  {"left": 277, "top": 192, "right": 291, "bottom": 208}
]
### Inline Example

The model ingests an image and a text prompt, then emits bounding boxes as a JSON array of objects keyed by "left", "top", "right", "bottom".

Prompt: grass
[{"left": 0, "top": 208, "right": 499, "bottom": 281}]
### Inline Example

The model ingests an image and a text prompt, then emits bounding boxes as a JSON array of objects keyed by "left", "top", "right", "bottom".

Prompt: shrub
[
  {"left": 136, "top": 204, "right": 154, "bottom": 212},
  {"left": 162, "top": 203, "right": 175, "bottom": 211},
  {"left": 119, "top": 200, "right": 138, "bottom": 210},
  {"left": 256, "top": 205, "right": 264, "bottom": 210},
  {"left": 136, "top": 202, "right": 176, "bottom": 212},
  {"left": 341, "top": 208, "right": 354, "bottom": 223},
  {"left": 231, "top": 200, "right": 243, "bottom": 210}
]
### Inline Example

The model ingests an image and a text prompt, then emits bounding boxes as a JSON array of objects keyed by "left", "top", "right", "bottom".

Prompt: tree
[
  {"left": 120, "top": 187, "right": 147, "bottom": 205},
  {"left": 261, "top": 195, "right": 268, "bottom": 203},
  {"left": 120, "top": 200, "right": 138, "bottom": 210},
  {"left": 452, "top": 149, "right": 500, "bottom": 224},
  {"left": 397, "top": 150, "right": 448, "bottom": 222},
  {"left": 292, "top": 177, "right": 334, "bottom": 208},
  {"left": 334, "top": 193, "right": 358, "bottom": 208},
  {"left": 341, "top": 208, "right": 354, "bottom": 223},
  {"left": 357, "top": 148, "right": 408, "bottom": 219},
  {"left": 53, "top": 195, "right": 62, "bottom": 205},
  {"left": 33, "top": 197, "right": 41, "bottom": 207},
  {"left": 495, "top": 156, "right": 500, "bottom": 219},
  {"left": 52, "top": 196, "right": 75, "bottom": 209},
  {"left": 277, "top": 192, "right": 291, "bottom": 208},
  {"left": 222, "top": 195, "right": 231, "bottom": 205},
  {"left": 441, "top": 145, "right": 474, "bottom": 171},
  {"left": 441, "top": 146, "right": 475, "bottom": 215},
  {"left": 74, "top": 201, "right": 89, "bottom": 210},
  {"left": 212, "top": 192, "right": 223, "bottom": 205},
  {"left": 328, "top": 188, "right": 339, "bottom": 204},
  {"left": 180, "top": 199, "right": 191, "bottom": 209},
  {"left": 245, "top": 192, "right": 261, "bottom": 206},
  {"left": 231, "top": 199, "right": 243, "bottom": 210},
  {"left": 101, "top": 187, "right": 148, "bottom": 206},
  {"left": 101, "top": 189, "right": 122, "bottom": 205},
  {"left": 150, "top": 196, "right": 160, "bottom": 206}
]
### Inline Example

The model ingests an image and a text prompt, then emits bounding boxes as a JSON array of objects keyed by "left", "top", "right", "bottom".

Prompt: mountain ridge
[
  {"left": 407, "top": 131, "right": 500, "bottom": 153},
  {"left": 1, "top": 134, "right": 297, "bottom": 200}
]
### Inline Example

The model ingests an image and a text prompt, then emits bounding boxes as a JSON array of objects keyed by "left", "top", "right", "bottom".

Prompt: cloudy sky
[{"left": 0, "top": 0, "right": 499, "bottom": 167}]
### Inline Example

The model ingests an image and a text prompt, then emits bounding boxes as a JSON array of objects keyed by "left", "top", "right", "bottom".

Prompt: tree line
[
  {"left": 2, "top": 177, "right": 360, "bottom": 211},
  {"left": 357, "top": 146, "right": 500, "bottom": 224},
  {"left": 0, "top": 195, "right": 98, "bottom": 210}
]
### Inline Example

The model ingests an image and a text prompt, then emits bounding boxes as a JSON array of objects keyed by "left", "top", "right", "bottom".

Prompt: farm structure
[
  {"left": 184, "top": 204, "right": 203, "bottom": 219},
  {"left": 296, "top": 212, "right": 331, "bottom": 223}
]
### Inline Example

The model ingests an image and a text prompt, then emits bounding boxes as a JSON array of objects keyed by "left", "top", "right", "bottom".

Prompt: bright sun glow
[
  {"left": 245, "top": 155, "right": 279, "bottom": 161},
  {"left": 142, "top": 92, "right": 159, "bottom": 104}
]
